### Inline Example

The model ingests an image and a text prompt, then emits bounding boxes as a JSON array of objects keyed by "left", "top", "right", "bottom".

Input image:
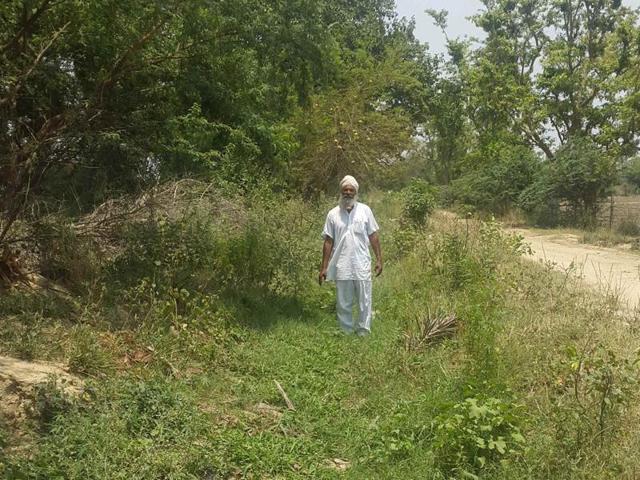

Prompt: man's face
[{"left": 341, "top": 185, "right": 356, "bottom": 199}]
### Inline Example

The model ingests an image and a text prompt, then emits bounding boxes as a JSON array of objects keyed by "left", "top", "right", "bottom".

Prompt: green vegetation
[
  {"left": 2, "top": 1, "right": 640, "bottom": 478},
  {"left": 1, "top": 191, "right": 639, "bottom": 479}
]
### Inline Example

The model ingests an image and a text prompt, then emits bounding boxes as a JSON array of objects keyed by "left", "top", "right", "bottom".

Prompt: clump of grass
[
  {"left": 28, "top": 377, "right": 76, "bottom": 433},
  {"left": 67, "top": 326, "right": 115, "bottom": 377}
]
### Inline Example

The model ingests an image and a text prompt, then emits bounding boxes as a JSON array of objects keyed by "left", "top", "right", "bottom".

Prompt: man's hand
[
  {"left": 375, "top": 261, "right": 383, "bottom": 277},
  {"left": 319, "top": 269, "right": 328, "bottom": 285}
]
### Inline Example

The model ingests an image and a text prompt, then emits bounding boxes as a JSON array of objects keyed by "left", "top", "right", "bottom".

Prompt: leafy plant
[
  {"left": 433, "top": 396, "right": 525, "bottom": 476},
  {"left": 401, "top": 179, "right": 436, "bottom": 227},
  {"left": 555, "top": 344, "right": 640, "bottom": 453}
]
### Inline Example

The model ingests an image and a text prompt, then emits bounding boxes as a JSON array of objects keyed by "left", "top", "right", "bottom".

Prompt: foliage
[
  {"left": 0, "top": 0, "right": 431, "bottom": 257},
  {"left": 28, "top": 378, "right": 76, "bottom": 434},
  {"left": 433, "top": 396, "right": 525, "bottom": 476},
  {"left": 2, "top": 192, "right": 640, "bottom": 479},
  {"left": 451, "top": 141, "right": 540, "bottom": 215},
  {"left": 8, "top": 377, "right": 215, "bottom": 479},
  {"left": 622, "top": 156, "right": 640, "bottom": 190},
  {"left": 67, "top": 326, "right": 115, "bottom": 377},
  {"left": 554, "top": 345, "right": 640, "bottom": 454},
  {"left": 520, "top": 138, "right": 617, "bottom": 227},
  {"left": 615, "top": 218, "right": 640, "bottom": 237},
  {"left": 291, "top": 45, "right": 422, "bottom": 194},
  {"left": 470, "top": 0, "right": 639, "bottom": 160},
  {"left": 419, "top": 0, "right": 640, "bottom": 221},
  {"left": 401, "top": 179, "right": 436, "bottom": 226}
]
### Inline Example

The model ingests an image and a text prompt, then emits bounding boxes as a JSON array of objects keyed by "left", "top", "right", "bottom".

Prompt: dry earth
[
  {"left": 0, "top": 355, "right": 83, "bottom": 449},
  {"left": 512, "top": 228, "right": 640, "bottom": 310}
]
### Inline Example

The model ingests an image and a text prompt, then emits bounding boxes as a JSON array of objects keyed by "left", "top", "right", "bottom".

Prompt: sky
[{"left": 395, "top": 0, "right": 640, "bottom": 56}]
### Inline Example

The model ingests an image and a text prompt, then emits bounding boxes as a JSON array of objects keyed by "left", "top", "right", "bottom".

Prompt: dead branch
[{"left": 274, "top": 380, "right": 295, "bottom": 411}]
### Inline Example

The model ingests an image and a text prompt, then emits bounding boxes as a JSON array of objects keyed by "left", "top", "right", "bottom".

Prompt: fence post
[{"left": 609, "top": 194, "right": 614, "bottom": 231}]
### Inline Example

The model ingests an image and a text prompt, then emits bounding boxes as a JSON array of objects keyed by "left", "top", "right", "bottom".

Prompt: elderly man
[{"left": 319, "top": 175, "right": 382, "bottom": 335}]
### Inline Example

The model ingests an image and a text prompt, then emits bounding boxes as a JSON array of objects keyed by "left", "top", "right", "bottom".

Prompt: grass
[{"left": 1, "top": 191, "right": 639, "bottom": 479}]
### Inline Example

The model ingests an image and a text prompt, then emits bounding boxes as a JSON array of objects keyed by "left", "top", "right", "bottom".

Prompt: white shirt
[{"left": 322, "top": 202, "right": 379, "bottom": 281}]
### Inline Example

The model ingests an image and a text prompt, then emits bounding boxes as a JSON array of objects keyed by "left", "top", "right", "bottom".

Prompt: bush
[
  {"left": 433, "top": 396, "right": 525, "bottom": 476},
  {"left": 34, "top": 218, "right": 103, "bottom": 293},
  {"left": 553, "top": 345, "right": 640, "bottom": 455},
  {"left": 520, "top": 138, "right": 617, "bottom": 227},
  {"left": 622, "top": 156, "right": 640, "bottom": 190},
  {"left": 616, "top": 218, "right": 640, "bottom": 237},
  {"left": 451, "top": 143, "right": 540, "bottom": 215},
  {"left": 401, "top": 179, "right": 436, "bottom": 226},
  {"left": 106, "top": 184, "right": 326, "bottom": 330}
]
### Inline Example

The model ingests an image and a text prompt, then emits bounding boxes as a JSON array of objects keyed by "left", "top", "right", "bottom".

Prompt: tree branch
[
  {"left": 96, "top": 17, "right": 167, "bottom": 105},
  {"left": 1, "top": 0, "right": 58, "bottom": 55},
  {"left": 0, "top": 21, "right": 70, "bottom": 110}
]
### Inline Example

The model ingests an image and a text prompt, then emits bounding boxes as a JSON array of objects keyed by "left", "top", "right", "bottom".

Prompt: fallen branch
[{"left": 274, "top": 380, "right": 295, "bottom": 411}]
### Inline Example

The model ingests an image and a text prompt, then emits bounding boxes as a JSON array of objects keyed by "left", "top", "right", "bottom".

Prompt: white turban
[{"left": 339, "top": 175, "right": 359, "bottom": 193}]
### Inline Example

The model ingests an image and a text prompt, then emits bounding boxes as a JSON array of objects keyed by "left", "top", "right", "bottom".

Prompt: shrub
[
  {"left": 450, "top": 143, "right": 540, "bottom": 215},
  {"left": 34, "top": 218, "right": 103, "bottom": 293},
  {"left": 520, "top": 138, "right": 617, "bottom": 227},
  {"left": 433, "top": 396, "right": 525, "bottom": 476},
  {"left": 616, "top": 218, "right": 640, "bottom": 237},
  {"left": 554, "top": 345, "right": 640, "bottom": 454},
  {"left": 622, "top": 156, "right": 640, "bottom": 190},
  {"left": 401, "top": 179, "right": 436, "bottom": 226}
]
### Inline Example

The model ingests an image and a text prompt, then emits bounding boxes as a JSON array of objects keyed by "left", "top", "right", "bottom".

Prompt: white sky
[{"left": 395, "top": 0, "right": 640, "bottom": 56}]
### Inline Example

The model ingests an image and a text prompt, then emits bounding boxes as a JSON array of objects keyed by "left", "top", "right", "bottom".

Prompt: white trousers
[{"left": 336, "top": 280, "right": 372, "bottom": 334}]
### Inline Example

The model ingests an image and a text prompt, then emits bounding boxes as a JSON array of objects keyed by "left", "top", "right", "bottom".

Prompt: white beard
[{"left": 340, "top": 195, "right": 356, "bottom": 209}]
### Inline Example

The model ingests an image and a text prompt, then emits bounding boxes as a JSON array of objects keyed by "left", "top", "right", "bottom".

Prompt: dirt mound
[{"left": 0, "top": 355, "right": 83, "bottom": 448}]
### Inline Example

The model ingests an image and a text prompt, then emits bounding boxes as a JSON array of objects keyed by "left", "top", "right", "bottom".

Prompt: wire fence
[{"left": 597, "top": 195, "right": 640, "bottom": 230}]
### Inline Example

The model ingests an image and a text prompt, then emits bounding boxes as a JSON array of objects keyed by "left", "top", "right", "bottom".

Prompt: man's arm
[
  {"left": 319, "top": 236, "right": 333, "bottom": 285},
  {"left": 369, "top": 231, "right": 383, "bottom": 277}
]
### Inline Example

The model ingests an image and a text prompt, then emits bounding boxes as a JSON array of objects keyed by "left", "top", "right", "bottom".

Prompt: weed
[
  {"left": 554, "top": 344, "right": 640, "bottom": 455},
  {"left": 67, "top": 326, "right": 115, "bottom": 376},
  {"left": 433, "top": 395, "right": 525, "bottom": 476},
  {"left": 28, "top": 377, "right": 76, "bottom": 433},
  {"left": 616, "top": 218, "right": 640, "bottom": 237}
]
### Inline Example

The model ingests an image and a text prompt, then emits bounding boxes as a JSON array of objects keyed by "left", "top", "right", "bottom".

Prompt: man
[{"left": 319, "top": 175, "right": 382, "bottom": 335}]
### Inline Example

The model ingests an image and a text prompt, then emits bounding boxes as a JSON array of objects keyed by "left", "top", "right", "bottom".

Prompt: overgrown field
[{"left": 1, "top": 187, "right": 639, "bottom": 479}]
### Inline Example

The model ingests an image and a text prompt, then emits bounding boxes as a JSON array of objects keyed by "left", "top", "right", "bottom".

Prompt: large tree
[
  {"left": 470, "top": 0, "right": 640, "bottom": 159},
  {"left": 0, "top": 0, "right": 433, "bottom": 251}
]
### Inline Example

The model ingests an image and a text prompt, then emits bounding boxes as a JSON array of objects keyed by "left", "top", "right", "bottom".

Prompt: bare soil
[
  {"left": 513, "top": 228, "right": 640, "bottom": 310},
  {"left": 0, "top": 355, "right": 83, "bottom": 449}
]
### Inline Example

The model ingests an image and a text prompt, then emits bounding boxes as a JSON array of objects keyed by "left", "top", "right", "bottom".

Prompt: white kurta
[
  {"left": 322, "top": 202, "right": 379, "bottom": 334},
  {"left": 322, "top": 202, "right": 379, "bottom": 281}
]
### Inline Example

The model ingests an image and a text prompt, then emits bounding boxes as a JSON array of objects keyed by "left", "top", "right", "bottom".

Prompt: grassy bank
[{"left": 1, "top": 188, "right": 639, "bottom": 479}]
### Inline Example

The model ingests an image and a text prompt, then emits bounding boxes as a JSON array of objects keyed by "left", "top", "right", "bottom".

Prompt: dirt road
[{"left": 512, "top": 229, "right": 640, "bottom": 310}]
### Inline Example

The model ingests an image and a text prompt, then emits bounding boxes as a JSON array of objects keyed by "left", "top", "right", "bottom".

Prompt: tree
[
  {"left": 520, "top": 137, "right": 616, "bottom": 226},
  {"left": 470, "top": 0, "right": 640, "bottom": 159}
]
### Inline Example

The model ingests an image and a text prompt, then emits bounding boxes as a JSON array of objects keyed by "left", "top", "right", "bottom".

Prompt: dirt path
[{"left": 512, "top": 229, "right": 640, "bottom": 310}]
